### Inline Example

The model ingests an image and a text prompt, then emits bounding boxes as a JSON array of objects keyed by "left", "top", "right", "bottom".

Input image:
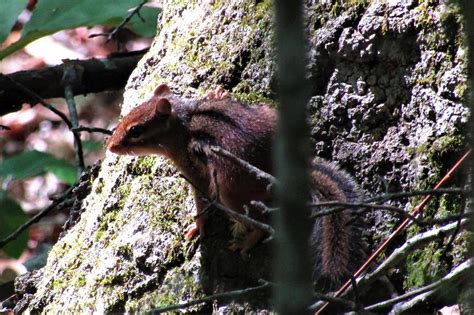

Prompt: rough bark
[{"left": 15, "top": 0, "right": 468, "bottom": 313}]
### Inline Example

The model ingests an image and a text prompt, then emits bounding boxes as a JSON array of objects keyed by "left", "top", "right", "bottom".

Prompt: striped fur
[{"left": 108, "top": 89, "right": 366, "bottom": 287}]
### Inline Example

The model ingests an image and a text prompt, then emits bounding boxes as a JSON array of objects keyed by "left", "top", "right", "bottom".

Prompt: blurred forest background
[{"left": 0, "top": 0, "right": 159, "bottom": 292}]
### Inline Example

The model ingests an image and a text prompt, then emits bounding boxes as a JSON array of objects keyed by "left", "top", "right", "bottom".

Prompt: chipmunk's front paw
[{"left": 184, "top": 222, "right": 199, "bottom": 240}]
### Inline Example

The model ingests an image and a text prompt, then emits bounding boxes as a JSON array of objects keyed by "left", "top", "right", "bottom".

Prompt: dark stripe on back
[{"left": 192, "top": 109, "right": 242, "bottom": 130}]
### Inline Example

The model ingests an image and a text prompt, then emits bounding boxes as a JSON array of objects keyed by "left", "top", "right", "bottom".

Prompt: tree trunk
[{"left": 15, "top": 0, "right": 468, "bottom": 313}]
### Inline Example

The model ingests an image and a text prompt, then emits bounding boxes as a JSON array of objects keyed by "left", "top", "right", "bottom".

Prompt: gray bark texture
[{"left": 14, "top": 0, "right": 469, "bottom": 313}]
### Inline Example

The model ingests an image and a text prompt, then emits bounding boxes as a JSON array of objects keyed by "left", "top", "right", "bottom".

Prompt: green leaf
[
  {"left": 0, "top": 0, "right": 28, "bottom": 45},
  {"left": 0, "top": 150, "right": 49, "bottom": 179},
  {"left": 0, "top": 196, "right": 28, "bottom": 258},
  {"left": 0, "top": 0, "right": 151, "bottom": 60},
  {"left": 126, "top": 7, "right": 161, "bottom": 37},
  {"left": 82, "top": 140, "right": 104, "bottom": 152},
  {"left": 0, "top": 150, "right": 77, "bottom": 184},
  {"left": 45, "top": 163, "right": 77, "bottom": 185}
]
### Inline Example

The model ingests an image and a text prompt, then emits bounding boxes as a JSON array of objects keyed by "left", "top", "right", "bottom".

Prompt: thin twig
[
  {"left": 206, "top": 199, "right": 274, "bottom": 236},
  {"left": 0, "top": 53, "right": 144, "bottom": 115},
  {"left": 350, "top": 276, "right": 361, "bottom": 312},
  {"left": 250, "top": 200, "right": 277, "bottom": 214},
  {"left": 0, "top": 74, "right": 72, "bottom": 128},
  {"left": 0, "top": 186, "right": 75, "bottom": 249},
  {"left": 440, "top": 217, "right": 463, "bottom": 261},
  {"left": 0, "top": 293, "right": 16, "bottom": 310},
  {"left": 366, "top": 187, "right": 469, "bottom": 203},
  {"left": 311, "top": 201, "right": 418, "bottom": 220},
  {"left": 178, "top": 174, "right": 205, "bottom": 196},
  {"left": 310, "top": 201, "right": 472, "bottom": 226},
  {"left": 194, "top": 202, "right": 214, "bottom": 218},
  {"left": 401, "top": 212, "right": 471, "bottom": 227},
  {"left": 177, "top": 173, "right": 215, "bottom": 219},
  {"left": 63, "top": 62, "right": 85, "bottom": 172},
  {"left": 179, "top": 173, "right": 275, "bottom": 236},
  {"left": 359, "top": 220, "right": 468, "bottom": 289},
  {"left": 309, "top": 221, "right": 469, "bottom": 313},
  {"left": 208, "top": 145, "right": 276, "bottom": 185},
  {"left": 316, "top": 149, "right": 471, "bottom": 313},
  {"left": 72, "top": 126, "right": 113, "bottom": 135},
  {"left": 150, "top": 280, "right": 271, "bottom": 314},
  {"left": 365, "top": 258, "right": 472, "bottom": 312},
  {"left": 89, "top": 0, "right": 148, "bottom": 42},
  {"left": 150, "top": 279, "right": 358, "bottom": 314},
  {"left": 192, "top": 170, "right": 220, "bottom": 218},
  {"left": 309, "top": 292, "right": 356, "bottom": 311}
]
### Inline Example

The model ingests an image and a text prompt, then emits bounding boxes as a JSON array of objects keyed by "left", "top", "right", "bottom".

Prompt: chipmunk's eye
[{"left": 128, "top": 125, "right": 144, "bottom": 138}]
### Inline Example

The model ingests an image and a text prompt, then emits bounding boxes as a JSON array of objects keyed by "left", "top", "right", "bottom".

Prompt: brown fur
[
  {"left": 309, "top": 157, "right": 365, "bottom": 288},
  {"left": 107, "top": 84, "right": 365, "bottom": 286}
]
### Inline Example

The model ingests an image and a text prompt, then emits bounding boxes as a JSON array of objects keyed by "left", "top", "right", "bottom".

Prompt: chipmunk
[{"left": 107, "top": 83, "right": 366, "bottom": 287}]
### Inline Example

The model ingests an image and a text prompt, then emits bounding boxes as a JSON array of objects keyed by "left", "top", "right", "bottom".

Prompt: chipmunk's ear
[
  {"left": 154, "top": 98, "right": 171, "bottom": 116},
  {"left": 154, "top": 83, "right": 171, "bottom": 97}
]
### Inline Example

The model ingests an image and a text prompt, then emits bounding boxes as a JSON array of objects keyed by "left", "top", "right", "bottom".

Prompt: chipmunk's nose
[
  {"left": 107, "top": 143, "right": 116, "bottom": 153},
  {"left": 106, "top": 136, "right": 120, "bottom": 153}
]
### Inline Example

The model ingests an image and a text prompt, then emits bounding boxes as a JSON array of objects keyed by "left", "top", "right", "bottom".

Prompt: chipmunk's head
[{"left": 107, "top": 83, "right": 178, "bottom": 156}]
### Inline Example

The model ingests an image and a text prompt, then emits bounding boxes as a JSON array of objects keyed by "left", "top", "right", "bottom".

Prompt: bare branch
[
  {"left": 89, "top": 0, "right": 148, "bottom": 42},
  {"left": 310, "top": 201, "right": 472, "bottom": 226},
  {"left": 365, "top": 258, "right": 472, "bottom": 312},
  {"left": 150, "top": 280, "right": 271, "bottom": 314},
  {"left": 0, "top": 74, "right": 72, "bottom": 127},
  {"left": 150, "top": 278, "right": 359, "bottom": 314},
  {"left": 63, "top": 62, "right": 85, "bottom": 172},
  {"left": 441, "top": 218, "right": 464, "bottom": 260},
  {"left": 179, "top": 174, "right": 275, "bottom": 237},
  {"left": 0, "top": 186, "right": 75, "bottom": 249},
  {"left": 366, "top": 188, "right": 469, "bottom": 203},
  {"left": 208, "top": 145, "right": 275, "bottom": 185},
  {"left": 310, "top": 201, "right": 418, "bottom": 220},
  {"left": 0, "top": 53, "right": 144, "bottom": 116},
  {"left": 315, "top": 149, "right": 470, "bottom": 313},
  {"left": 310, "top": 221, "right": 469, "bottom": 313},
  {"left": 250, "top": 200, "right": 277, "bottom": 214},
  {"left": 72, "top": 126, "right": 113, "bottom": 135},
  {"left": 201, "top": 196, "right": 275, "bottom": 237},
  {"left": 359, "top": 220, "right": 468, "bottom": 289},
  {"left": 308, "top": 293, "right": 356, "bottom": 312}
]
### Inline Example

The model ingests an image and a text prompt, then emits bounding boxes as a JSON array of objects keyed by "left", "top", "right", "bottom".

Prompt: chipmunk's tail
[{"left": 309, "top": 157, "right": 367, "bottom": 290}]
